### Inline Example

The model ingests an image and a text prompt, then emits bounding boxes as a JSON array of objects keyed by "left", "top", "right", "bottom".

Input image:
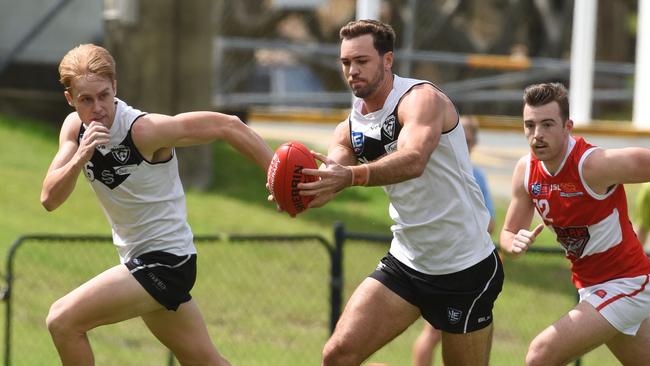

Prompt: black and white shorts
[
  {"left": 370, "top": 249, "right": 504, "bottom": 334},
  {"left": 125, "top": 251, "right": 197, "bottom": 311}
]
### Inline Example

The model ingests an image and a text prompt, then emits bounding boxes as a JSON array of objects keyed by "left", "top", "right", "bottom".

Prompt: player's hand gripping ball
[{"left": 267, "top": 141, "right": 318, "bottom": 216}]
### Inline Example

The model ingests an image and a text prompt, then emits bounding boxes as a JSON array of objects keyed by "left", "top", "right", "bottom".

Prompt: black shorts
[
  {"left": 369, "top": 250, "right": 503, "bottom": 334},
  {"left": 125, "top": 251, "right": 197, "bottom": 311}
]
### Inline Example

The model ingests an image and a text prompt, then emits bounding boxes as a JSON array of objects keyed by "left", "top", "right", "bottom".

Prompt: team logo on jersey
[
  {"left": 531, "top": 182, "right": 541, "bottom": 196},
  {"left": 351, "top": 131, "right": 364, "bottom": 155},
  {"left": 554, "top": 225, "right": 590, "bottom": 258},
  {"left": 595, "top": 289, "right": 607, "bottom": 298},
  {"left": 384, "top": 141, "right": 397, "bottom": 154},
  {"left": 531, "top": 182, "right": 561, "bottom": 196},
  {"left": 447, "top": 307, "right": 463, "bottom": 324},
  {"left": 111, "top": 145, "right": 131, "bottom": 163},
  {"left": 382, "top": 115, "right": 396, "bottom": 138}
]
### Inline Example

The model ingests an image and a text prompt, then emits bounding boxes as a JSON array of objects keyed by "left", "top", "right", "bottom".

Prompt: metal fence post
[
  {"left": 3, "top": 236, "right": 26, "bottom": 366},
  {"left": 330, "top": 222, "right": 345, "bottom": 334}
]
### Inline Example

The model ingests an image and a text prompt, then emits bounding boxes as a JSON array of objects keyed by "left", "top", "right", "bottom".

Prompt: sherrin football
[{"left": 267, "top": 141, "right": 318, "bottom": 216}]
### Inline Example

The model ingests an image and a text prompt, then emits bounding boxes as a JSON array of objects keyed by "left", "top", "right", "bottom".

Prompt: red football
[{"left": 267, "top": 141, "right": 319, "bottom": 216}]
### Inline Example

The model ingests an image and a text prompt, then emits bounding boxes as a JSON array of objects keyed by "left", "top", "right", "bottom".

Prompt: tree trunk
[{"left": 104, "top": 0, "right": 214, "bottom": 191}]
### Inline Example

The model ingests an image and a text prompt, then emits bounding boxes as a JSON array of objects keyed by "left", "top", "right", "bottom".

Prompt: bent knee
[
  {"left": 322, "top": 339, "right": 363, "bottom": 366},
  {"left": 525, "top": 338, "right": 558, "bottom": 366},
  {"left": 46, "top": 298, "right": 82, "bottom": 336},
  {"left": 46, "top": 300, "right": 68, "bottom": 335}
]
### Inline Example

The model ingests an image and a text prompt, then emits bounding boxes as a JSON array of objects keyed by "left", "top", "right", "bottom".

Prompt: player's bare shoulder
[
  {"left": 60, "top": 111, "right": 83, "bottom": 142},
  {"left": 130, "top": 113, "right": 157, "bottom": 137},
  {"left": 408, "top": 83, "right": 450, "bottom": 102},
  {"left": 333, "top": 120, "right": 351, "bottom": 144},
  {"left": 398, "top": 83, "right": 455, "bottom": 129},
  {"left": 511, "top": 155, "right": 531, "bottom": 194},
  {"left": 402, "top": 83, "right": 438, "bottom": 103},
  {"left": 129, "top": 113, "right": 173, "bottom": 161}
]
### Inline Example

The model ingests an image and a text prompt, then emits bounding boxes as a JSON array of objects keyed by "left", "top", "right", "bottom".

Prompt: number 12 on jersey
[{"left": 533, "top": 198, "right": 553, "bottom": 223}]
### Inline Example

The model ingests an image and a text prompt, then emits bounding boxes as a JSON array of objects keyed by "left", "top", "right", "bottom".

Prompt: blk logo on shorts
[{"left": 447, "top": 307, "right": 463, "bottom": 324}]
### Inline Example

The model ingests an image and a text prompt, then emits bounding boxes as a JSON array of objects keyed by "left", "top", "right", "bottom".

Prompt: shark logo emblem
[
  {"left": 111, "top": 145, "right": 131, "bottom": 164},
  {"left": 382, "top": 115, "right": 396, "bottom": 138}
]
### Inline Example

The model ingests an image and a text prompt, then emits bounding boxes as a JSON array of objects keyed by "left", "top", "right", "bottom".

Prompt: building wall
[{"left": 0, "top": 0, "right": 104, "bottom": 64}]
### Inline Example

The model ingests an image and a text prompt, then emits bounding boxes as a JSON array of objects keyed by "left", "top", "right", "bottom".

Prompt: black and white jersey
[
  {"left": 348, "top": 75, "right": 494, "bottom": 275},
  {"left": 80, "top": 121, "right": 143, "bottom": 190},
  {"left": 79, "top": 99, "right": 196, "bottom": 262},
  {"left": 349, "top": 103, "right": 403, "bottom": 163}
]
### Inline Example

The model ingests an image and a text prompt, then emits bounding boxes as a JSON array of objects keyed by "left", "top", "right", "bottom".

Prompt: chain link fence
[
  {"left": 2, "top": 226, "right": 635, "bottom": 365},
  {"left": 334, "top": 224, "right": 624, "bottom": 366},
  {"left": 4, "top": 234, "right": 336, "bottom": 366}
]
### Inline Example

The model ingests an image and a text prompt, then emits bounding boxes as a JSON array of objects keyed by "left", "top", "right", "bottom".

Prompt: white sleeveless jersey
[
  {"left": 79, "top": 99, "right": 196, "bottom": 262},
  {"left": 349, "top": 75, "right": 494, "bottom": 274}
]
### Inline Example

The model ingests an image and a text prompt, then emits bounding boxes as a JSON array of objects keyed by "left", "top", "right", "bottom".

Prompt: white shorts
[{"left": 579, "top": 274, "right": 650, "bottom": 335}]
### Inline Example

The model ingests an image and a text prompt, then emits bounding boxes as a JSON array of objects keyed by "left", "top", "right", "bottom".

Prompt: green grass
[{"left": 0, "top": 114, "right": 632, "bottom": 365}]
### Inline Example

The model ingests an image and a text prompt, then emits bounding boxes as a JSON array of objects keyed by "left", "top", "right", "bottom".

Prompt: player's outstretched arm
[
  {"left": 133, "top": 112, "right": 273, "bottom": 171},
  {"left": 41, "top": 113, "right": 110, "bottom": 211},
  {"left": 582, "top": 147, "right": 650, "bottom": 193},
  {"left": 500, "top": 157, "right": 543, "bottom": 257}
]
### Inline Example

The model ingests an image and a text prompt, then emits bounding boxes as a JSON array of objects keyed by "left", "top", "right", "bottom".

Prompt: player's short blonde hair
[{"left": 58, "top": 44, "right": 116, "bottom": 91}]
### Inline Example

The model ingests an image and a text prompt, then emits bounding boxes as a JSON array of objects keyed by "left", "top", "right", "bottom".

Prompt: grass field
[{"left": 0, "top": 114, "right": 634, "bottom": 365}]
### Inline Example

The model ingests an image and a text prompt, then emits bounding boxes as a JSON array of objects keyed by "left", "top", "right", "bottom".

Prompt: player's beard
[{"left": 351, "top": 67, "right": 385, "bottom": 99}]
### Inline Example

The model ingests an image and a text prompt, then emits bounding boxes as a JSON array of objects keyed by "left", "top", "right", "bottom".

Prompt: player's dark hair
[
  {"left": 339, "top": 19, "right": 395, "bottom": 55},
  {"left": 523, "top": 82, "right": 570, "bottom": 122}
]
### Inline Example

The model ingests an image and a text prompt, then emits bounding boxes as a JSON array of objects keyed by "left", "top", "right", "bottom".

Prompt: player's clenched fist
[
  {"left": 78, "top": 121, "right": 110, "bottom": 162},
  {"left": 511, "top": 223, "right": 544, "bottom": 255}
]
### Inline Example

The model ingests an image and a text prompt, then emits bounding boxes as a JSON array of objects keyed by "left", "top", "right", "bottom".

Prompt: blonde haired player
[{"left": 42, "top": 44, "right": 273, "bottom": 365}]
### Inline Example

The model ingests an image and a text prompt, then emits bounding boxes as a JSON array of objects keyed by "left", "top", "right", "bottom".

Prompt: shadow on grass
[{"left": 207, "top": 141, "right": 393, "bottom": 233}]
